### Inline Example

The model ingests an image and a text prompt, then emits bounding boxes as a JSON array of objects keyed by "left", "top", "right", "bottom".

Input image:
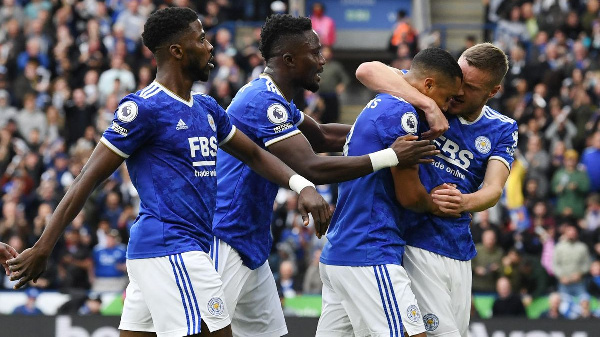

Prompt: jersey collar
[{"left": 154, "top": 81, "right": 194, "bottom": 107}]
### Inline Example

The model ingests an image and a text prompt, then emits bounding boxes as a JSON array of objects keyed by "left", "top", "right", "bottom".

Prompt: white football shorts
[
  {"left": 404, "top": 246, "right": 472, "bottom": 337},
  {"left": 211, "top": 237, "right": 287, "bottom": 337},
  {"left": 316, "top": 263, "right": 425, "bottom": 337},
  {"left": 119, "top": 251, "right": 231, "bottom": 337}
]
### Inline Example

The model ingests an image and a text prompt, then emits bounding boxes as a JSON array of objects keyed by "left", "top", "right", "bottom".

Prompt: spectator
[
  {"left": 524, "top": 135, "right": 551, "bottom": 197},
  {"left": 310, "top": 2, "right": 336, "bottom": 47},
  {"left": 553, "top": 223, "right": 591, "bottom": 313},
  {"left": 58, "top": 227, "right": 93, "bottom": 291},
  {"left": 494, "top": 6, "right": 530, "bottom": 52},
  {"left": 500, "top": 248, "right": 524, "bottom": 293},
  {"left": 97, "top": 56, "right": 136, "bottom": 104},
  {"left": 78, "top": 294, "right": 103, "bottom": 315},
  {"left": 471, "top": 209, "right": 501, "bottom": 246},
  {"left": 16, "top": 93, "right": 47, "bottom": 142},
  {"left": 588, "top": 260, "right": 600, "bottom": 297},
  {"left": 581, "top": 131, "right": 600, "bottom": 193},
  {"left": 0, "top": 90, "right": 17, "bottom": 128},
  {"left": 314, "top": 46, "right": 349, "bottom": 124},
  {"left": 63, "top": 88, "right": 96, "bottom": 150},
  {"left": 278, "top": 260, "right": 298, "bottom": 299},
  {"left": 472, "top": 229, "right": 504, "bottom": 293},
  {"left": 544, "top": 100, "right": 577, "bottom": 153},
  {"left": 114, "top": 0, "right": 146, "bottom": 43},
  {"left": 91, "top": 229, "right": 127, "bottom": 293},
  {"left": 492, "top": 276, "right": 527, "bottom": 317},
  {"left": 302, "top": 249, "right": 322, "bottom": 295},
  {"left": 12, "top": 287, "right": 43, "bottom": 315},
  {"left": 389, "top": 9, "right": 417, "bottom": 55},
  {"left": 584, "top": 194, "right": 600, "bottom": 235},
  {"left": 539, "top": 292, "right": 566, "bottom": 319},
  {"left": 551, "top": 149, "right": 590, "bottom": 219}
]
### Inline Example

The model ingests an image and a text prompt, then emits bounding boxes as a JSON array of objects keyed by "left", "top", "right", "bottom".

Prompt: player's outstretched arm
[
  {"left": 355, "top": 61, "right": 448, "bottom": 140},
  {"left": 1, "top": 242, "right": 18, "bottom": 276},
  {"left": 268, "top": 133, "right": 438, "bottom": 185},
  {"left": 8, "top": 144, "right": 124, "bottom": 289},
  {"left": 298, "top": 114, "right": 351, "bottom": 153},
  {"left": 221, "top": 130, "right": 332, "bottom": 237},
  {"left": 432, "top": 160, "right": 509, "bottom": 214}
]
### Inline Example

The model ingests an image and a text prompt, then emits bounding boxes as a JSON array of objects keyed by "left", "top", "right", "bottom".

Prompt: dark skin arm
[
  {"left": 9, "top": 143, "right": 124, "bottom": 289},
  {"left": 298, "top": 114, "right": 351, "bottom": 153},
  {"left": 1, "top": 242, "right": 18, "bottom": 275},
  {"left": 9, "top": 130, "right": 333, "bottom": 288},
  {"left": 269, "top": 133, "right": 439, "bottom": 185},
  {"left": 220, "top": 130, "right": 332, "bottom": 236}
]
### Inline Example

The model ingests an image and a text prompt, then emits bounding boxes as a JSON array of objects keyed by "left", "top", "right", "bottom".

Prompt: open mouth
[
  {"left": 207, "top": 56, "right": 215, "bottom": 69},
  {"left": 316, "top": 69, "right": 323, "bottom": 80},
  {"left": 451, "top": 97, "right": 464, "bottom": 104}
]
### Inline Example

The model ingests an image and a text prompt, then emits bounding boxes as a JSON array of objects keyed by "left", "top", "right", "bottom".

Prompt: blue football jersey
[
  {"left": 212, "top": 75, "right": 305, "bottom": 270},
  {"left": 405, "top": 105, "right": 518, "bottom": 260},
  {"left": 101, "top": 81, "right": 236, "bottom": 259},
  {"left": 320, "top": 94, "right": 421, "bottom": 266}
]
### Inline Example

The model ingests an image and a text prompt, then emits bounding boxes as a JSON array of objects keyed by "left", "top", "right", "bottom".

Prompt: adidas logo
[{"left": 176, "top": 119, "right": 188, "bottom": 130}]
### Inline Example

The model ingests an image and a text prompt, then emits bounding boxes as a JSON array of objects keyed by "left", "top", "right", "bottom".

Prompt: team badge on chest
[
  {"left": 475, "top": 136, "right": 491, "bottom": 154},
  {"left": 207, "top": 113, "right": 216, "bottom": 132}
]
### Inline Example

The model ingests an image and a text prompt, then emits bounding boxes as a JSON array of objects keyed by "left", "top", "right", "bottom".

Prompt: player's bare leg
[
  {"left": 199, "top": 320, "right": 232, "bottom": 337},
  {"left": 120, "top": 331, "right": 156, "bottom": 337},
  {"left": 405, "top": 332, "right": 426, "bottom": 337}
]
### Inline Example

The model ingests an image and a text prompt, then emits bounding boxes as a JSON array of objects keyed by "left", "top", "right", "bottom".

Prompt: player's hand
[
  {"left": 297, "top": 187, "right": 332, "bottom": 239},
  {"left": 431, "top": 183, "right": 467, "bottom": 214},
  {"left": 420, "top": 99, "right": 448, "bottom": 140},
  {"left": 0, "top": 242, "right": 18, "bottom": 276},
  {"left": 391, "top": 135, "right": 439, "bottom": 168},
  {"left": 7, "top": 246, "right": 49, "bottom": 289}
]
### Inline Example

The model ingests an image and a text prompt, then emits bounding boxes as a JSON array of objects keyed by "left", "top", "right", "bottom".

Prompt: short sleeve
[
  {"left": 211, "top": 98, "right": 236, "bottom": 146},
  {"left": 375, "top": 96, "right": 419, "bottom": 147},
  {"left": 100, "top": 96, "right": 155, "bottom": 158},
  {"left": 253, "top": 95, "right": 301, "bottom": 147},
  {"left": 490, "top": 122, "right": 518, "bottom": 170},
  {"left": 290, "top": 101, "right": 305, "bottom": 126}
]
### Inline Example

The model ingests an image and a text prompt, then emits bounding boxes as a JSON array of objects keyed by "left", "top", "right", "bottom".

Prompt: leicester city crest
[
  {"left": 117, "top": 101, "right": 138, "bottom": 123},
  {"left": 267, "top": 103, "right": 288, "bottom": 124},
  {"left": 406, "top": 304, "right": 421, "bottom": 323},
  {"left": 207, "top": 297, "right": 225, "bottom": 316},
  {"left": 475, "top": 136, "right": 491, "bottom": 154},
  {"left": 423, "top": 313, "right": 439, "bottom": 331},
  {"left": 207, "top": 113, "right": 216, "bottom": 132},
  {"left": 401, "top": 112, "right": 418, "bottom": 135}
]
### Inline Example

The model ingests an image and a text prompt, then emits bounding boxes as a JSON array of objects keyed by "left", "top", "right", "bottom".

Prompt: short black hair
[
  {"left": 259, "top": 14, "right": 313, "bottom": 61},
  {"left": 411, "top": 47, "right": 463, "bottom": 82},
  {"left": 142, "top": 7, "right": 199, "bottom": 53}
]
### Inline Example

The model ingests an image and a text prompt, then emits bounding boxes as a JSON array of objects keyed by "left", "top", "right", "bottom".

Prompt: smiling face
[
  {"left": 448, "top": 57, "right": 499, "bottom": 117},
  {"left": 291, "top": 30, "right": 325, "bottom": 92},
  {"left": 181, "top": 20, "right": 214, "bottom": 82}
]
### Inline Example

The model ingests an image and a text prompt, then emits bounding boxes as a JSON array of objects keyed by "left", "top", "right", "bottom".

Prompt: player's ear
[
  {"left": 282, "top": 52, "right": 294, "bottom": 67},
  {"left": 424, "top": 78, "right": 434, "bottom": 92},
  {"left": 169, "top": 43, "right": 184, "bottom": 60},
  {"left": 488, "top": 84, "right": 501, "bottom": 99}
]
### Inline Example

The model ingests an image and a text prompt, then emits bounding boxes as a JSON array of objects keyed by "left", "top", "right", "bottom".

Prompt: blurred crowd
[{"left": 1, "top": 0, "right": 600, "bottom": 320}]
